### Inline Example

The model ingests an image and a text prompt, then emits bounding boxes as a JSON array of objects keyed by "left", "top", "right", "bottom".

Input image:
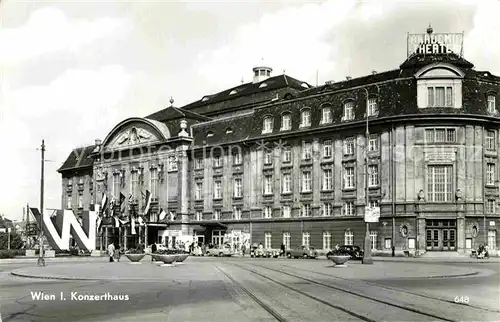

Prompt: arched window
[
  {"left": 300, "top": 109, "right": 311, "bottom": 127},
  {"left": 343, "top": 101, "right": 355, "bottom": 121},
  {"left": 207, "top": 131, "right": 214, "bottom": 137},
  {"left": 367, "top": 97, "right": 378, "bottom": 116},
  {"left": 262, "top": 116, "right": 273, "bottom": 134},
  {"left": 414, "top": 63, "right": 464, "bottom": 109},
  {"left": 281, "top": 112, "right": 292, "bottom": 131},
  {"left": 320, "top": 106, "right": 332, "bottom": 124},
  {"left": 259, "top": 82, "right": 268, "bottom": 88},
  {"left": 225, "top": 128, "right": 233, "bottom": 134},
  {"left": 229, "top": 90, "right": 238, "bottom": 95}
]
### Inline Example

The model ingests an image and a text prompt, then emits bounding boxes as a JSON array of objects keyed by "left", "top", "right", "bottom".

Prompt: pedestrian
[
  {"left": 151, "top": 243, "right": 157, "bottom": 261},
  {"left": 280, "top": 243, "right": 285, "bottom": 257},
  {"left": 108, "top": 242, "right": 115, "bottom": 263},
  {"left": 114, "top": 244, "right": 121, "bottom": 262},
  {"left": 241, "top": 243, "right": 246, "bottom": 257}
]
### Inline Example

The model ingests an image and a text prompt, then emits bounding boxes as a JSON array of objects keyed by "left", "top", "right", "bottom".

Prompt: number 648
[{"left": 454, "top": 296, "right": 470, "bottom": 304}]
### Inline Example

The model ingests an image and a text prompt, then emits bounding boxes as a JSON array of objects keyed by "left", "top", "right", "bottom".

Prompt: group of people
[
  {"left": 476, "top": 244, "right": 489, "bottom": 259},
  {"left": 107, "top": 242, "right": 121, "bottom": 262}
]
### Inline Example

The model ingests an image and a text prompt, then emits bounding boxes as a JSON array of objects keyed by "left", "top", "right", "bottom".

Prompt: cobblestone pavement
[{"left": 0, "top": 257, "right": 499, "bottom": 321}]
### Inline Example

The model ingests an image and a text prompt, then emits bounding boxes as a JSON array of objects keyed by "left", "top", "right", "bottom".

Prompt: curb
[{"left": 9, "top": 271, "right": 183, "bottom": 282}]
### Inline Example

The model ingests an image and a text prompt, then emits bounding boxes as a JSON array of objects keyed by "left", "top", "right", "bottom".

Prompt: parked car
[
  {"left": 286, "top": 246, "right": 318, "bottom": 259},
  {"left": 326, "top": 245, "right": 364, "bottom": 260},
  {"left": 206, "top": 244, "right": 235, "bottom": 257}
]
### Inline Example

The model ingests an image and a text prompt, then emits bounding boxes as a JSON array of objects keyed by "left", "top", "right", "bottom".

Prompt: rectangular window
[
  {"left": 233, "top": 153, "right": 242, "bottom": 165},
  {"left": 344, "top": 138, "right": 355, "bottom": 155},
  {"left": 321, "top": 107, "right": 332, "bottom": 123},
  {"left": 302, "top": 232, "right": 310, "bottom": 247},
  {"left": 344, "top": 167, "right": 355, "bottom": 189},
  {"left": 370, "top": 231, "right": 377, "bottom": 250},
  {"left": 283, "top": 232, "right": 291, "bottom": 249},
  {"left": 130, "top": 171, "right": 138, "bottom": 200},
  {"left": 486, "top": 130, "right": 496, "bottom": 151},
  {"left": 487, "top": 163, "right": 495, "bottom": 185},
  {"left": 322, "top": 203, "right": 333, "bottom": 216},
  {"left": 282, "top": 173, "right": 292, "bottom": 193},
  {"left": 323, "top": 140, "right": 332, "bottom": 158},
  {"left": 488, "top": 230, "right": 496, "bottom": 249},
  {"left": 368, "top": 135, "right": 379, "bottom": 152},
  {"left": 368, "top": 98, "right": 378, "bottom": 116},
  {"left": 263, "top": 206, "right": 272, "bottom": 218},
  {"left": 282, "top": 147, "right": 292, "bottom": 163},
  {"left": 301, "top": 171, "right": 311, "bottom": 192},
  {"left": 282, "top": 206, "right": 291, "bottom": 218},
  {"left": 427, "top": 165, "right": 453, "bottom": 202},
  {"left": 233, "top": 207, "right": 242, "bottom": 220},
  {"left": 344, "top": 231, "right": 354, "bottom": 245},
  {"left": 66, "top": 194, "right": 72, "bottom": 209},
  {"left": 195, "top": 182, "right": 203, "bottom": 200},
  {"left": 384, "top": 238, "right": 392, "bottom": 249},
  {"left": 281, "top": 114, "right": 292, "bottom": 130},
  {"left": 264, "top": 150, "right": 273, "bottom": 164},
  {"left": 233, "top": 178, "right": 242, "bottom": 197},
  {"left": 369, "top": 200, "right": 380, "bottom": 208},
  {"left": 322, "top": 169, "right": 333, "bottom": 190},
  {"left": 263, "top": 117, "right": 273, "bottom": 133},
  {"left": 301, "top": 203, "right": 311, "bottom": 217},
  {"left": 323, "top": 232, "right": 332, "bottom": 250},
  {"left": 213, "top": 209, "right": 221, "bottom": 220},
  {"left": 427, "top": 86, "right": 453, "bottom": 107},
  {"left": 195, "top": 211, "right": 202, "bottom": 221},
  {"left": 425, "top": 128, "right": 456, "bottom": 143},
  {"left": 487, "top": 199, "right": 496, "bottom": 214},
  {"left": 214, "top": 180, "right": 222, "bottom": 199},
  {"left": 263, "top": 175, "right": 273, "bottom": 194},
  {"left": 302, "top": 142, "right": 312, "bottom": 160},
  {"left": 78, "top": 193, "right": 83, "bottom": 208},
  {"left": 213, "top": 156, "right": 222, "bottom": 167},
  {"left": 488, "top": 95, "right": 496, "bottom": 113},
  {"left": 343, "top": 201, "right": 354, "bottom": 216},
  {"left": 265, "top": 233, "right": 272, "bottom": 249},
  {"left": 195, "top": 158, "right": 204, "bottom": 169},
  {"left": 368, "top": 165, "right": 379, "bottom": 187},
  {"left": 150, "top": 168, "right": 158, "bottom": 199}
]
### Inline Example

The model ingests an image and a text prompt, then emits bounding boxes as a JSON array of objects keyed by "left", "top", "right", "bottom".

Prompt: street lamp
[
  {"left": 416, "top": 190, "right": 425, "bottom": 256},
  {"left": 38, "top": 140, "right": 46, "bottom": 267}
]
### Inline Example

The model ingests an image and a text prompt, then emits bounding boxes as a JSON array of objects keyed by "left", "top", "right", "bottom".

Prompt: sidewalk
[
  {"left": 0, "top": 256, "right": 107, "bottom": 264},
  {"left": 372, "top": 256, "right": 500, "bottom": 263}
]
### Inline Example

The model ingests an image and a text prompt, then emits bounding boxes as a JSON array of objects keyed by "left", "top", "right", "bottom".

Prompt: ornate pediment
[{"left": 107, "top": 125, "right": 161, "bottom": 149}]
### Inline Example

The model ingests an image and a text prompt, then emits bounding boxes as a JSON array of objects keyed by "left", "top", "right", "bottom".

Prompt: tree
[{"left": 0, "top": 231, "right": 24, "bottom": 250}]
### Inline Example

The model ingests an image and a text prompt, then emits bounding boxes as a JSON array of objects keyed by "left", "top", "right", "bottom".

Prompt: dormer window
[
  {"left": 229, "top": 90, "right": 238, "bottom": 95},
  {"left": 262, "top": 116, "right": 273, "bottom": 134},
  {"left": 259, "top": 82, "right": 268, "bottom": 88},
  {"left": 207, "top": 131, "right": 214, "bottom": 137},
  {"left": 202, "top": 96, "right": 210, "bottom": 102},
  {"left": 281, "top": 113, "right": 291, "bottom": 131},
  {"left": 343, "top": 101, "right": 355, "bottom": 121},
  {"left": 225, "top": 128, "right": 233, "bottom": 134},
  {"left": 415, "top": 63, "right": 464, "bottom": 109},
  {"left": 487, "top": 94, "right": 496, "bottom": 114},
  {"left": 301, "top": 83, "right": 309, "bottom": 88},
  {"left": 321, "top": 107, "right": 332, "bottom": 124},
  {"left": 367, "top": 98, "right": 378, "bottom": 116},
  {"left": 300, "top": 109, "right": 311, "bottom": 127}
]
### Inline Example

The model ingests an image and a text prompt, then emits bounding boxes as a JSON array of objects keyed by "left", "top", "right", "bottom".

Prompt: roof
[
  {"left": 192, "top": 112, "right": 255, "bottom": 146},
  {"left": 181, "top": 74, "right": 312, "bottom": 115},
  {"left": 146, "top": 105, "right": 211, "bottom": 122},
  {"left": 57, "top": 145, "right": 95, "bottom": 173},
  {"left": 400, "top": 52, "right": 474, "bottom": 70},
  {"left": 0, "top": 216, "right": 14, "bottom": 229}
]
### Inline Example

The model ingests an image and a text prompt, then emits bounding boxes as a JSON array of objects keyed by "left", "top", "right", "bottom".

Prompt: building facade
[{"left": 59, "top": 29, "right": 500, "bottom": 255}]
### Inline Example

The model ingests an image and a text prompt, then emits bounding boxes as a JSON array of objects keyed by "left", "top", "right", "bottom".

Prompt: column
[
  {"left": 123, "top": 227, "right": 127, "bottom": 250},
  {"left": 418, "top": 217, "right": 426, "bottom": 253},
  {"left": 457, "top": 201, "right": 465, "bottom": 253},
  {"left": 104, "top": 227, "right": 109, "bottom": 249},
  {"left": 145, "top": 224, "right": 149, "bottom": 245}
]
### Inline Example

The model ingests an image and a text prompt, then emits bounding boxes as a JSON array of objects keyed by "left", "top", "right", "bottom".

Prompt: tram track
[
  {"left": 277, "top": 262, "right": 500, "bottom": 314},
  {"left": 245, "top": 262, "right": 500, "bottom": 322}
]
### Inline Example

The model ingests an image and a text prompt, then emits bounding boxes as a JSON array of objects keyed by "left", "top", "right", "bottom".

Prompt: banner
[{"left": 364, "top": 206, "right": 380, "bottom": 223}]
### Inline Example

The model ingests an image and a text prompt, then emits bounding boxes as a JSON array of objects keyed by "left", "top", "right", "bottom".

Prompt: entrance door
[
  {"left": 442, "top": 229, "right": 456, "bottom": 251},
  {"left": 196, "top": 235, "right": 205, "bottom": 246},
  {"left": 426, "top": 229, "right": 439, "bottom": 250}
]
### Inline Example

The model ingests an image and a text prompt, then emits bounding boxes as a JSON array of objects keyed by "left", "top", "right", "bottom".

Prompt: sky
[{"left": 0, "top": 0, "right": 499, "bottom": 221}]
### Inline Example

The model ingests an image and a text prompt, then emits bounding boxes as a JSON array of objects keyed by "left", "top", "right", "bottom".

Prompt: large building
[{"left": 58, "top": 28, "right": 500, "bottom": 255}]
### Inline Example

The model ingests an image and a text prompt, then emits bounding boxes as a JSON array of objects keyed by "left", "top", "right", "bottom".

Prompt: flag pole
[{"left": 38, "top": 140, "right": 46, "bottom": 267}]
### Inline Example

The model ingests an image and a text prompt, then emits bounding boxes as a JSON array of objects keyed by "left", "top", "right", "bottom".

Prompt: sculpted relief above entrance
[{"left": 108, "top": 125, "right": 160, "bottom": 149}]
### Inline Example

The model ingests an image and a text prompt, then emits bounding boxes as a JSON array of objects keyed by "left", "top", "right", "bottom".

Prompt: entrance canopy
[{"left": 199, "top": 222, "right": 228, "bottom": 229}]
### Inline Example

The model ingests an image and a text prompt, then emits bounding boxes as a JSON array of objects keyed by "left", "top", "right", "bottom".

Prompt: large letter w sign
[{"left": 30, "top": 206, "right": 98, "bottom": 251}]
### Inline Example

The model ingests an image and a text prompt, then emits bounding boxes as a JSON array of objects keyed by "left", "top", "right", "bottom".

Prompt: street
[{"left": 0, "top": 257, "right": 499, "bottom": 321}]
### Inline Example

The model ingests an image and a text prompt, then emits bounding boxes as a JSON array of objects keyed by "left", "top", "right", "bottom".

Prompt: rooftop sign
[{"left": 407, "top": 33, "right": 463, "bottom": 57}]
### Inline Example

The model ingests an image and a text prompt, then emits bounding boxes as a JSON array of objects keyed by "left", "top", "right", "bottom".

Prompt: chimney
[
  {"left": 95, "top": 139, "right": 102, "bottom": 146},
  {"left": 346, "top": 76, "right": 352, "bottom": 80}
]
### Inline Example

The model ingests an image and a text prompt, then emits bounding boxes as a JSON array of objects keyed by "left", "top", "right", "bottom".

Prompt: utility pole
[{"left": 38, "top": 140, "right": 46, "bottom": 267}]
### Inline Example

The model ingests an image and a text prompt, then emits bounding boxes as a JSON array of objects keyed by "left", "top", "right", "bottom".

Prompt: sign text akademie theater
[{"left": 407, "top": 33, "right": 464, "bottom": 56}]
